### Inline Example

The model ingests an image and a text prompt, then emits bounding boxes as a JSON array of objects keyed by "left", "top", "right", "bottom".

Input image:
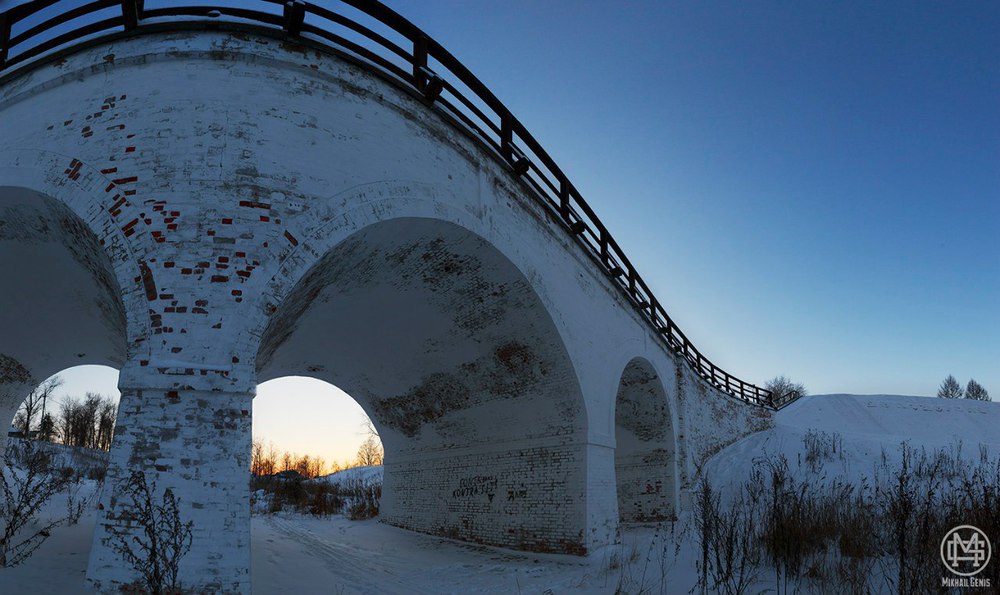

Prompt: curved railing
[{"left": 0, "top": 0, "right": 789, "bottom": 409}]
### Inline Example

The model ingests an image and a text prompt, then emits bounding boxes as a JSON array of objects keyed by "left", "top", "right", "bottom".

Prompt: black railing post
[
  {"left": 499, "top": 115, "right": 529, "bottom": 175},
  {"left": 412, "top": 37, "right": 443, "bottom": 102},
  {"left": 559, "top": 178, "right": 570, "bottom": 219},
  {"left": 0, "top": 12, "right": 10, "bottom": 70},
  {"left": 122, "top": 0, "right": 142, "bottom": 31},
  {"left": 500, "top": 114, "right": 513, "bottom": 160},
  {"left": 412, "top": 35, "right": 428, "bottom": 89},
  {"left": 283, "top": 1, "right": 305, "bottom": 36}
]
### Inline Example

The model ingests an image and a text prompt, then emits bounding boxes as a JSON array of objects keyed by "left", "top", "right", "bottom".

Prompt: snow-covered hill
[
  {"left": 704, "top": 393, "right": 1000, "bottom": 491},
  {"left": 312, "top": 465, "right": 383, "bottom": 486},
  {"left": 777, "top": 393, "right": 999, "bottom": 444}
]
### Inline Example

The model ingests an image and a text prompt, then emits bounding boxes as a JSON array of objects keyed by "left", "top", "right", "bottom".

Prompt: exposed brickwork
[
  {"left": 383, "top": 442, "right": 588, "bottom": 554},
  {"left": 86, "top": 386, "right": 252, "bottom": 593},
  {"left": 615, "top": 359, "right": 676, "bottom": 522}
]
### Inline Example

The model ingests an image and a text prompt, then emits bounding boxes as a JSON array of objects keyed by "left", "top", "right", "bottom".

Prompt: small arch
[{"left": 614, "top": 357, "right": 677, "bottom": 522}]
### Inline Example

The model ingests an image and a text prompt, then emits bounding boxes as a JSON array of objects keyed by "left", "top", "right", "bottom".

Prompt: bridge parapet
[{"left": 0, "top": 0, "right": 785, "bottom": 409}]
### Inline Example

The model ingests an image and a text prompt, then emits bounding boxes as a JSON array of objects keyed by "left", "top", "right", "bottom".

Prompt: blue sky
[
  {"left": 384, "top": 0, "right": 999, "bottom": 397},
  {"left": 11, "top": 1, "right": 999, "bottom": 461}
]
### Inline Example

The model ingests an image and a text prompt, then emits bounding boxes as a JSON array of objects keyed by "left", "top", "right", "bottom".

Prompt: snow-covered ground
[
  {"left": 1, "top": 393, "right": 997, "bottom": 593},
  {"left": 312, "top": 464, "right": 384, "bottom": 487},
  {"left": 706, "top": 393, "right": 1000, "bottom": 491}
]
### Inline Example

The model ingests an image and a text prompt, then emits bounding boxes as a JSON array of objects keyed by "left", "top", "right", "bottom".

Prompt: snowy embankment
[
  {"left": 704, "top": 393, "right": 1000, "bottom": 491},
  {"left": 2, "top": 394, "right": 997, "bottom": 594},
  {"left": 312, "top": 464, "right": 383, "bottom": 487}
]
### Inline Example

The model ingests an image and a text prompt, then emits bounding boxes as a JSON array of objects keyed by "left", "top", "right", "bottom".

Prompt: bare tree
[
  {"left": 77, "top": 393, "right": 102, "bottom": 448},
  {"left": 356, "top": 435, "right": 383, "bottom": 467},
  {"left": 764, "top": 376, "right": 806, "bottom": 405},
  {"left": 362, "top": 418, "right": 380, "bottom": 440},
  {"left": 0, "top": 441, "right": 72, "bottom": 567},
  {"left": 95, "top": 399, "right": 117, "bottom": 451},
  {"left": 251, "top": 439, "right": 266, "bottom": 476},
  {"left": 294, "top": 454, "right": 312, "bottom": 478},
  {"left": 307, "top": 456, "right": 325, "bottom": 479},
  {"left": 354, "top": 416, "right": 384, "bottom": 468},
  {"left": 55, "top": 393, "right": 117, "bottom": 450},
  {"left": 13, "top": 377, "right": 62, "bottom": 438},
  {"left": 265, "top": 442, "right": 278, "bottom": 476}
]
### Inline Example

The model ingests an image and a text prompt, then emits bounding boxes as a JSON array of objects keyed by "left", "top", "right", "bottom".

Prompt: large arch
[
  {"left": 614, "top": 357, "right": 677, "bottom": 523},
  {"left": 0, "top": 186, "right": 127, "bottom": 453},
  {"left": 256, "top": 216, "right": 590, "bottom": 552}
]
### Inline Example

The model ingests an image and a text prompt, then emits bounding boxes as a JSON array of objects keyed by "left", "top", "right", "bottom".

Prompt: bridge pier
[{"left": 87, "top": 367, "right": 252, "bottom": 593}]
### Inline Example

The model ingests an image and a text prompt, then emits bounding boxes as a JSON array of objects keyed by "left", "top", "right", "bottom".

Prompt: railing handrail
[{"left": 0, "top": 0, "right": 791, "bottom": 410}]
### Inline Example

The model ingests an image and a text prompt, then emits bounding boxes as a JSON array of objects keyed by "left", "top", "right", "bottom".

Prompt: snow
[
  {"left": 704, "top": 393, "right": 1000, "bottom": 493},
  {"left": 312, "top": 465, "right": 383, "bottom": 487},
  {"left": 777, "top": 393, "right": 1000, "bottom": 446},
  {"left": 1, "top": 393, "right": 997, "bottom": 593}
]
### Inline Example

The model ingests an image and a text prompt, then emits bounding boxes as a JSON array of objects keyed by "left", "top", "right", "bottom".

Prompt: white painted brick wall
[{"left": 0, "top": 28, "right": 773, "bottom": 592}]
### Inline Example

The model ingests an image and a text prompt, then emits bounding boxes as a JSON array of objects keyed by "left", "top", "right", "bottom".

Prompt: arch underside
[
  {"left": 0, "top": 186, "right": 126, "bottom": 437},
  {"left": 615, "top": 358, "right": 676, "bottom": 522},
  {"left": 258, "top": 217, "right": 590, "bottom": 552}
]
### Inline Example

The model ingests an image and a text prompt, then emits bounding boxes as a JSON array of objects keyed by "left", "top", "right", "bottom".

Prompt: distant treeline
[{"left": 12, "top": 377, "right": 117, "bottom": 452}]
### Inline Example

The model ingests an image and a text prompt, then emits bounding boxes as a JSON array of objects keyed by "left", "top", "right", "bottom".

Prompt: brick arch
[
  {"left": 0, "top": 151, "right": 154, "bottom": 355},
  {"left": 0, "top": 184, "right": 129, "bottom": 453},
  {"left": 614, "top": 357, "right": 678, "bottom": 522},
  {"left": 255, "top": 216, "right": 590, "bottom": 553}
]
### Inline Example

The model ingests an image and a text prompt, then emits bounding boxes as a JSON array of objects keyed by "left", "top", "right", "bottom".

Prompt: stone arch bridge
[{"left": 0, "top": 1, "right": 781, "bottom": 591}]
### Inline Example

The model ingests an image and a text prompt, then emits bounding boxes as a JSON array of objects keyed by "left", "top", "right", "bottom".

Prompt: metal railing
[{"left": 0, "top": 0, "right": 789, "bottom": 409}]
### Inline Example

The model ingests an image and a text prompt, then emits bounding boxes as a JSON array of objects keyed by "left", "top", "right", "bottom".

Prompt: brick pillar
[{"left": 86, "top": 363, "right": 253, "bottom": 593}]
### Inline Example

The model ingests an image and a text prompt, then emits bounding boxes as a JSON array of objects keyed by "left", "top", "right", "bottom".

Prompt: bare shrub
[
  {"left": 801, "top": 429, "right": 844, "bottom": 473},
  {"left": 251, "top": 474, "right": 364, "bottom": 518},
  {"left": 693, "top": 477, "right": 762, "bottom": 595},
  {"left": 345, "top": 478, "right": 381, "bottom": 520},
  {"left": 109, "top": 471, "right": 193, "bottom": 594},
  {"left": 266, "top": 474, "right": 309, "bottom": 513},
  {"left": 691, "top": 440, "right": 1000, "bottom": 594},
  {"left": 0, "top": 441, "right": 72, "bottom": 567},
  {"left": 307, "top": 481, "right": 344, "bottom": 516},
  {"left": 65, "top": 477, "right": 95, "bottom": 525}
]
